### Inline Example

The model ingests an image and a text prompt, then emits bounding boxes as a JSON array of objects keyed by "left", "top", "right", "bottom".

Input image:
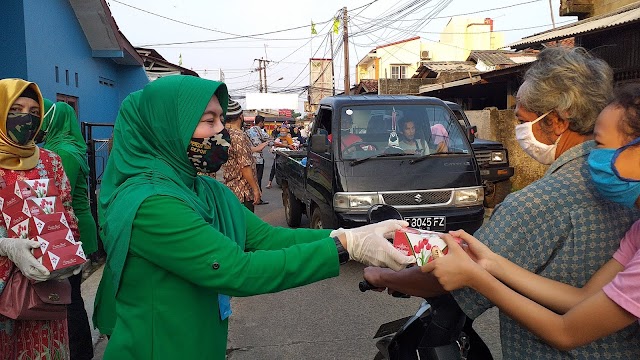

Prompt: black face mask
[
  {"left": 187, "top": 128, "right": 231, "bottom": 173},
  {"left": 6, "top": 113, "right": 41, "bottom": 145}
]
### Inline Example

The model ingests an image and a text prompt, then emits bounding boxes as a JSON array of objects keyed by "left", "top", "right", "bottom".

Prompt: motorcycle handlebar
[{"left": 359, "top": 280, "right": 410, "bottom": 298}]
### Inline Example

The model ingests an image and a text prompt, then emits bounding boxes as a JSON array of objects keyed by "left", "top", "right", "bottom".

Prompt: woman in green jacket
[
  {"left": 96, "top": 75, "right": 413, "bottom": 359},
  {"left": 40, "top": 100, "right": 96, "bottom": 360}
]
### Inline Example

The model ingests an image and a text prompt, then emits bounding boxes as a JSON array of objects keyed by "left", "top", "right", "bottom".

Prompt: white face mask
[{"left": 515, "top": 110, "right": 560, "bottom": 165}]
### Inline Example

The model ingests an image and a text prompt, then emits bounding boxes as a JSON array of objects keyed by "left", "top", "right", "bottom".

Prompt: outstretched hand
[
  {"left": 448, "top": 230, "right": 498, "bottom": 274},
  {"left": 420, "top": 233, "right": 485, "bottom": 291}
]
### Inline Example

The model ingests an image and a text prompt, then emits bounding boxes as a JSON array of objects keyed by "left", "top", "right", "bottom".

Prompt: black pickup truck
[
  {"left": 275, "top": 95, "right": 485, "bottom": 233},
  {"left": 445, "top": 102, "right": 514, "bottom": 208}
]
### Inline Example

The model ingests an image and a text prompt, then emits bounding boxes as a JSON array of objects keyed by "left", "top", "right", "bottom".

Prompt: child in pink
[{"left": 603, "top": 220, "right": 640, "bottom": 319}]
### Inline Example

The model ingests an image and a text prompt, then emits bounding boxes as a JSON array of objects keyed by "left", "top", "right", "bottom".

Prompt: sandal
[{"left": 266, "top": 182, "right": 272, "bottom": 189}]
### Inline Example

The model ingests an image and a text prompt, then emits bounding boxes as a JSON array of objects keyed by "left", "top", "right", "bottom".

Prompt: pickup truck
[
  {"left": 275, "top": 95, "right": 485, "bottom": 233},
  {"left": 445, "top": 102, "right": 514, "bottom": 208}
]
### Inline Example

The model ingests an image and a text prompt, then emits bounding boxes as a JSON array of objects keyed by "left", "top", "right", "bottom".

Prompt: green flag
[
  {"left": 311, "top": 21, "right": 317, "bottom": 35},
  {"left": 333, "top": 17, "right": 340, "bottom": 35}
]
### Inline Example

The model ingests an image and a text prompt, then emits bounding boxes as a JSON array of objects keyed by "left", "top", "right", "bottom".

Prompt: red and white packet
[{"left": 393, "top": 228, "right": 451, "bottom": 266}]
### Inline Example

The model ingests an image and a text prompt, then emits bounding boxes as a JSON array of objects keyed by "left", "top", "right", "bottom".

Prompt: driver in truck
[{"left": 328, "top": 113, "right": 362, "bottom": 155}]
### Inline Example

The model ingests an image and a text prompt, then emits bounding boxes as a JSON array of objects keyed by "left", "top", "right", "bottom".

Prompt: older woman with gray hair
[{"left": 363, "top": 46, "right": 640, "bottom": 359}]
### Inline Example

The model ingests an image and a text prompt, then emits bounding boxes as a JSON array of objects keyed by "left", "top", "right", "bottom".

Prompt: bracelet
[{"left": 333, "top": 236, "right": 349, "bottom": 265}]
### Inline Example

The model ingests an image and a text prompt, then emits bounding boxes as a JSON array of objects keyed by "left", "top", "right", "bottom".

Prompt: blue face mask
[{"left": 588, "top": 137, "right": 640, "bottom": 208}]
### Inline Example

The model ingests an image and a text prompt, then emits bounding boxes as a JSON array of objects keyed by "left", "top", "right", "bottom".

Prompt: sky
[{"left": 107, "top": 0, "right": 577, "bottom": 112}]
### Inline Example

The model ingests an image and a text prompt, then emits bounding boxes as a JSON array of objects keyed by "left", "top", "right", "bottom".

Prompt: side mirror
[
  {"left": 310, "top": 134, "right": 328, "bottom": 153},
  {"left": 466, "top": 125, "right": 477, "bottom": 143}
]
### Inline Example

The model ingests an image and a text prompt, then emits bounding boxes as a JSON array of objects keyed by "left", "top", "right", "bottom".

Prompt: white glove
[
  {"left": 342, "top": 230, "right": 415, "bottom": 271},
  {"left": 330, "top": 219, "right": 409, "bottom": 240},
  {"left": 0, "top": 238, "right": 50, "bottom": 282}
]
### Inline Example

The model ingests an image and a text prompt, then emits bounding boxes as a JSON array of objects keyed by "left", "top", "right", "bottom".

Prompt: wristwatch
[{"left": 333, "top": 236, "right": 350, "bottom": 265}]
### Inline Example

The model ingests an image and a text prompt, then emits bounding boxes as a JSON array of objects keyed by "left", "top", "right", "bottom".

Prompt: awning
[{"left": 508, "top": 2, "right": 640, "bottom": 49}]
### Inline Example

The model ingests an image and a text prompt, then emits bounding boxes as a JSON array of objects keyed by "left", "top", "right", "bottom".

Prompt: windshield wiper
[
  {"left": 350, "top": 153, "right": 411, "bottom": 166},
  {"left": 409, "top": 151, "right": 468, "bottom": 165}
]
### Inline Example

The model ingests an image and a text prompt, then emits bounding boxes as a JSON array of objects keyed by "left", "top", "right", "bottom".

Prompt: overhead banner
[{"left": 245, "top": 93, "right": 298, "bottom": 110}]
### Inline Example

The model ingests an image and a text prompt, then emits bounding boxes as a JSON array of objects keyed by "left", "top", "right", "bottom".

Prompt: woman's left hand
[{"left": 420, "top": 234, "right": 484, "bottom": 291}]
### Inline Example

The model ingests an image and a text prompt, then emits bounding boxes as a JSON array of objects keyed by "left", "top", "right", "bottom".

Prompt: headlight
[
  {"left": 334, "top": 193, "right": 382, "bottom": 211},
  {"left": 490, "top": 150, "right": 507, "bottom": 164},
  {"left": 453, "top": 187, "right": 484, "bottom": 206}
]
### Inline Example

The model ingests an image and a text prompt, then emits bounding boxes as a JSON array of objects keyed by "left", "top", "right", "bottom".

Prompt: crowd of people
[{"left": 0, "top": 45, "right": 639, "bottom": 360}]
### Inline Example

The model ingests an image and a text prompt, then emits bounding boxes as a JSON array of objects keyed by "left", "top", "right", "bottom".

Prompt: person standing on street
[
  {"left": 39, "top": 100, "right": 96, "bottom": 360},
  {"left": 245, "top": 114, "right": 270, "bottom": 204},
  {"left": 221, "top": 100, "right": 261, "bottom": 212}
]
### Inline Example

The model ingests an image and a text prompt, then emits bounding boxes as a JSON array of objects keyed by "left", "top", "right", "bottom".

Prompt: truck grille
[
  {"left": 474, "top": 150, "right": 491, "bottom": 166},
  {"left": 381, "top": 190, "right": 452, "bottom": 206}
]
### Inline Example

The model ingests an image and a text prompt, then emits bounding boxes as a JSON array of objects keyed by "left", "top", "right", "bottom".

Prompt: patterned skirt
[{"left": 0, "top": 315, "right": 69, "bottom": 360}]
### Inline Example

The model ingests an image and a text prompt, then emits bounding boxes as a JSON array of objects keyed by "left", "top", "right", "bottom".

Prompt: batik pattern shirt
[
  {"left": 222, "top": 128, "right": 256, "bottom": 202},
  {"left": 0, "top": 148, "right": 79, "bottom": 360},
  {"left": 245, "top": 125, "right": 270, "bottom": 165},
  {"left": 452, "top": 141, "right": 640, "bottom": 359}
]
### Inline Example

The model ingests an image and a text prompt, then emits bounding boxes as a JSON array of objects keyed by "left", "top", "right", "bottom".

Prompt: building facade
[{"left": 0, "top": 0, "right": 149, "bottom": 135}]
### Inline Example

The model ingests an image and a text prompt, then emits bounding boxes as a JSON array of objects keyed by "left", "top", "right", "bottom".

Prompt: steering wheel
[{"left": 342, "top": 141, "right": 378, "bottom": 153}]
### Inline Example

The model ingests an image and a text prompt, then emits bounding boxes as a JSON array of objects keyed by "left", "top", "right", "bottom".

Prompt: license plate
[{"left": 405, "top": 216, "right": 446, "bottom": 231}]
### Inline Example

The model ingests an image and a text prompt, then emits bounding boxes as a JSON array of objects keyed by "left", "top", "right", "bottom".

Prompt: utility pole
[
  {"left": 548, "top": 0, "right": 556, "bottom": 29},
  {"left": 330, "top": 31, "right": 336, "bottom": 96},
  {"left": 254, "top": 58, "right": 272, "bottom": 93},
  {"left": 342, "top": 7, "right": 350, "bottom": 95},
  {"left": 256, "top": 59, "right": 264, "bottom": 93}
]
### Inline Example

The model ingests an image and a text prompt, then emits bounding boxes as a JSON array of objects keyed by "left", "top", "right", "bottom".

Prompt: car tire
[
  {"left": 484, "top": 180, "right": 511, "bottom": 208},
  {"left": 283, "top": 186, "right": 302, "bottom": 227},
  {"left": 310, "top": 207, "right": 324, "bottom": 229}
]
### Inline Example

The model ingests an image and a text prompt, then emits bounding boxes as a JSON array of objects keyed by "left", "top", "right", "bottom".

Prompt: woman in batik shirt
[{"left": 0, "top": 79, "right": 80, "bottom": 360}]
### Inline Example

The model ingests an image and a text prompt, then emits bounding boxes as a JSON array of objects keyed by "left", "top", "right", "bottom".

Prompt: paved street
[{"left": 86, "top": 157, "right": 501, "bottom": 359}]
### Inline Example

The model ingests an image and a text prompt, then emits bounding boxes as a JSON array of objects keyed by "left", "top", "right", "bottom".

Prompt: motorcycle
[{"left": 360, "top": 204, "right": 493, "bottom": 360}]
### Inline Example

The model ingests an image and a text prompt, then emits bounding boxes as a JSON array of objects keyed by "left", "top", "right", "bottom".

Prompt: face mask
[
  {"left": 515, "top": 110, "right": 561, "bottom": 165},
  {"left": 588, "top": 137, "right": 640, "bottom": 208},
  {"left": 187, "top": 128, "right": 231, "bottom": 173},
  {"left": 34, "top": 104, "right": 56, "bottom": 144},
  {"left": 6, "top": 112, "right": 41, "bottom": 146}
]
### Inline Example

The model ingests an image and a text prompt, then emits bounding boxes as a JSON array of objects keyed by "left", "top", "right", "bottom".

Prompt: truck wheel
[
  {"left": 310, "top": 207, "right": 324, "bottom": 229},
  {"left": 283, "top": 186, "right": 303, "bottom": 227},
  {"left": 484, "top": 180, "right": 511, "bottom": 208}
]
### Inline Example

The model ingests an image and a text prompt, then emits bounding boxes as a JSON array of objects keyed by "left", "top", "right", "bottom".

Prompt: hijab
[
  {"left": 0, "top": 79, "right": 42, "bottom": 170},
  {"left": 41, "top": 100, "right": 90, "bottom": 177},
  {"left": 99, "top": 75, "right": 246, "bottom": 292}
]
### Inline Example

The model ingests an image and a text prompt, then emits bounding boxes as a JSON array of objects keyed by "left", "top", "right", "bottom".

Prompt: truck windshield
[{"left": 338, "top": 104, "right": 471, "bottom": 159}]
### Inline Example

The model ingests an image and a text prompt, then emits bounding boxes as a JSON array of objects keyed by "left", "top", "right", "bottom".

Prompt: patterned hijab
[
  {"left": 41, "top": 100, "right": 90, "bottom": 177},
  {"left": 0, "top": 79, "right": 42, "bottom": 170},
  {"left": 99, "top": 75, "right": 247, "bottom": 292}
]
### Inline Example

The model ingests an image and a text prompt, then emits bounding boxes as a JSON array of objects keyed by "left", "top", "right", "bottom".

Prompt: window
[
  {"left": 56, "top": 94, "right": 79, "bottom": 118},
  {"left": 390, "top": 65, "right": 408, "bottom": 79},
  {"left": 65, "top": 70, "right": 69, "bottom": 86},
  {"left": 55, "top": 66, "right": 59, "bottom": 83}
]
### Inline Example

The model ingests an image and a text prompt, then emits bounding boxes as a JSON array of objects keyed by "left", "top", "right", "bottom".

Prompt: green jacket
[{"left": 101, "top": 195, "right": 338, "bottom": 359}]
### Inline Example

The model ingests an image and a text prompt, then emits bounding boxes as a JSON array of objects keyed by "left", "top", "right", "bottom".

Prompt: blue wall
[
  {"left": 4, "top": 0, "right": 148, "bottom": 139},
  {"left": 0, "top": 2, "right": 28, "bottom": 79}
]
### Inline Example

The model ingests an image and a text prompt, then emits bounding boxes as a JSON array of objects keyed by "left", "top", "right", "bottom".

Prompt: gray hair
[{"left": 517, "top": 47, "right": 613, "bottom": 135}]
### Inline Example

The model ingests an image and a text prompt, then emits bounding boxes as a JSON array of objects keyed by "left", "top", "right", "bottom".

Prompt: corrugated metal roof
[
  {"left": 421, "top": 61, "right": 478, "bottom": 72},
  {"left": 508, "top": 1, "right": 640, "bottom": 49},
  {"left": 468, "top": 51, "right": 514, "bottom": 66}
]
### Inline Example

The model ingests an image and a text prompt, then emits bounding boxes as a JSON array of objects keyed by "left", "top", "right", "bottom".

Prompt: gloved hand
[
  {"left": 343, "top": 230, "right": 415, "bottom": 271},
  {"left": 0, "top": 238, "right": 50, "bottom": 282},
  {"left": 330, "top": 219, "right": 409, "bottom": 239}
]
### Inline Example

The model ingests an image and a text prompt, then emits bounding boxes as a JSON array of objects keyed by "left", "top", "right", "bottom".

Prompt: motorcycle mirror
[{"left": 367, "top": 204, "right": 403, "bottom": 224}]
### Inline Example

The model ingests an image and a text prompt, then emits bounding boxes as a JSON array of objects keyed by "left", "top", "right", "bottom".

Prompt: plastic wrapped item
[{"left": 300, "top": 157, "right": 308, "bottom": 166}]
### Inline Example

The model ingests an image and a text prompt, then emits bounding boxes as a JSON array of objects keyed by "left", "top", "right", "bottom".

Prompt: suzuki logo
[{"left": 414, "top": 194, "right": 423, "bottom": 203}]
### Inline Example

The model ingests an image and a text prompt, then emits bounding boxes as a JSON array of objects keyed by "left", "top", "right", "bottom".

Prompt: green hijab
[
  {"left": 99, "top": 75, "right": 246, "bottom": 292},
  {"left": 42, "top": 99, "right": 90, "bottom": 176}
]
